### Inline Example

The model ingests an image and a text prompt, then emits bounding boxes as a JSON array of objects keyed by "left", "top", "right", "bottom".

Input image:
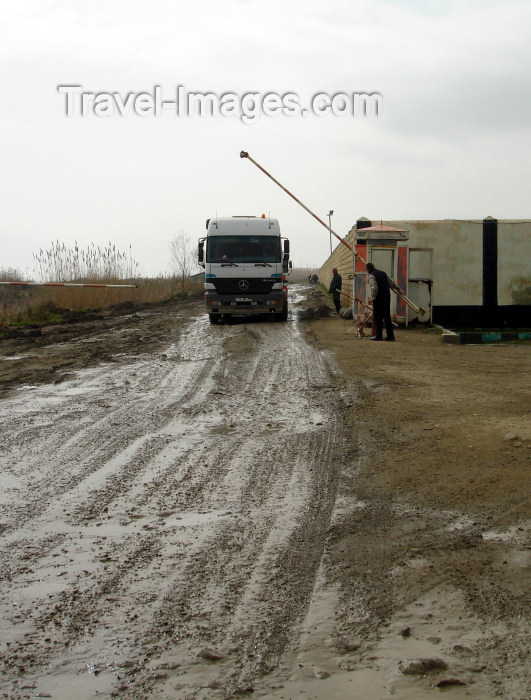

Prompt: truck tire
[
  {"left": 209, "top": 314, "right": 221, "bottom": 325},
  {"left": 277, "top": 302, "right": 288, "bottom": 322}
]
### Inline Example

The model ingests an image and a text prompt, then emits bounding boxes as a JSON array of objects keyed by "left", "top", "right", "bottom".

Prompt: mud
[{"left": 0, "top": 286, "right": 529, "bottom": 699}]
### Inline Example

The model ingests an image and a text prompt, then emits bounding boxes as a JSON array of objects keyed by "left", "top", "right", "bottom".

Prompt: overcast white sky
[{"left": 1, "top": 0, "right": 531, "bottom": 276}]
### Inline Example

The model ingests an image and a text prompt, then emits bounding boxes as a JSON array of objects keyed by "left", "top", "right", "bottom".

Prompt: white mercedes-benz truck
[{"left": 198, "top": 215, "right": 291, "bottom": 324}]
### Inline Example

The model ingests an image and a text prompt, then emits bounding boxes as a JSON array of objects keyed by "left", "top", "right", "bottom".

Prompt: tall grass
[
  {"left": 1, "top": 242, "right": 203, "bottom": 326},
  {"left": 1, "top": 276, "right": 203, "bottom": 325},
  {"left": 33, "top": 240, "right": 139, "bottom": 282}
]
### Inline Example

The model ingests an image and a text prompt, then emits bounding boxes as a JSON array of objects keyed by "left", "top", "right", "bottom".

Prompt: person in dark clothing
[
  {"left": 329, "top": 268, "right": 342, "bottom": 313},
  {"left": 366, "top": 262, "right": 398, "bottom": 341}
]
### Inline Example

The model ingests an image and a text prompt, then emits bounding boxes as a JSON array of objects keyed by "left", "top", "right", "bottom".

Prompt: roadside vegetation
[
  {"left": 1, "top": 239, "right": 203, "bottom": 326},
  {"left": 2, "top": 241, "right": 321, "bottom": 327}
]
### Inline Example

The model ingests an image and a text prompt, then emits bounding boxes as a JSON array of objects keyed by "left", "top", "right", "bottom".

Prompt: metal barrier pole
[{"left": 240, "top": 150, "right": 425, "bottom": 317}]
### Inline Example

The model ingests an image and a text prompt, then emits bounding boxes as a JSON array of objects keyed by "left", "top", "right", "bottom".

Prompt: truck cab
[{"left": 198, "top": 215, "right": 290, "bottom": 324}]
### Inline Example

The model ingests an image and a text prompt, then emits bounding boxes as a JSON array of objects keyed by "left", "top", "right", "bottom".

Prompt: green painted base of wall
[{"left": 442, "top": 331, "right": 531, "bottom": 345}]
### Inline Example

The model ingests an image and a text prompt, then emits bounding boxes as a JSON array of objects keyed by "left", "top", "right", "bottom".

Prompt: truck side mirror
[
  {"left": 283, "top": 239, "right": 290, "bottom": 255},
  {"left": 198, "top": 240, "right": 205, "bottom": 264}
]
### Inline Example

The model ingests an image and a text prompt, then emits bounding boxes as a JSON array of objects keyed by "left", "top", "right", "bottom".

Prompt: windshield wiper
[
  {"left": 220, "top": 262, "right": 239, "bottom": 266},
  {"left": 254, "top": 262, "right": 272, "bottom": 267}
]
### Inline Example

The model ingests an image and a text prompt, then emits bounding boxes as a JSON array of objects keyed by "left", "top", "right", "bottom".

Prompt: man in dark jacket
[
  {"left": 329, "top": 268, "right": 342, "bottom": 313},
  {"left": 366, "top": 262, "right": 398, "bottom": 341}
]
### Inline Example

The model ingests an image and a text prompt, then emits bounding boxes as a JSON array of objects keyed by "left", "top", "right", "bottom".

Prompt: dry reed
[
  {"left": 33, "top": 240, "right": 140, "bottom": 282},
  {"left": 1, "top": 241, "right": 203, "bottom": 325}
]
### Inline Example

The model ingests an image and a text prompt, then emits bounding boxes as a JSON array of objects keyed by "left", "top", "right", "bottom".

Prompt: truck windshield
[{"left": 207, "top": 236, "right": 281, "bottom": 263}]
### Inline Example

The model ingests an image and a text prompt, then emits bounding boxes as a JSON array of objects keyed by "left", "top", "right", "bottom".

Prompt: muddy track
[
  {"left": 0, "top": 297, "right": 352, "bottom": 698},
  {"left": 2, "top": 288, "right": 529, "bottom": 700}
]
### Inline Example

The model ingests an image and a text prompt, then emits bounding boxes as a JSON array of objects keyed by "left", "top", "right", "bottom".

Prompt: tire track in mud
[
  {"left": 0, "top": 329, "right": 222, "bottom": 533},
  {"left": 0, "top": 299, "right": 352, "bottom": 699}
]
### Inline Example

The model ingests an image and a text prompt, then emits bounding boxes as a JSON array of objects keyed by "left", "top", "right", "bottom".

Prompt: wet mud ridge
[{"left": 1, "top": 287, "right": 529, "bottom": 699}]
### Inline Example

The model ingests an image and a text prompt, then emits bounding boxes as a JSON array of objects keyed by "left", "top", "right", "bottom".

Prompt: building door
[{"left": 408, "top": 248, "right": 432, "bottom": 323}]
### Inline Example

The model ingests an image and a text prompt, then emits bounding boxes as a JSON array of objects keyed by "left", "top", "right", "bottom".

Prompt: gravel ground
[{"left": 0, "top": 285, "right": 529, "bottom": 700}]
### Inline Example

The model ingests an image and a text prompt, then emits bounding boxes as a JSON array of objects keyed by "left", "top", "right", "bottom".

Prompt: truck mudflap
[{"left": 205, "top": 290, "right": 287, "bottom": 317}]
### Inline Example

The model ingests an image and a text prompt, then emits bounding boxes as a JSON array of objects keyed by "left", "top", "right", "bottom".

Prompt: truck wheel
[
  {"left": 209, "top": 314, "right": 220, "bottom": 325},
  {"left": 277, "top": 303, "right": 288, "bottom": 322}
]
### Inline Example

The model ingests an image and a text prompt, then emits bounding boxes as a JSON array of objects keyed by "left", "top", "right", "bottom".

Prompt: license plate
[{"left": 235, "top": 297, "right": 252, "bottom": 302}]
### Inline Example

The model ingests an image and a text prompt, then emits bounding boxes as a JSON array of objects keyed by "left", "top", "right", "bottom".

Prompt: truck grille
[{"left": 211, "top": 278, "right": 277, "bottom": 295}]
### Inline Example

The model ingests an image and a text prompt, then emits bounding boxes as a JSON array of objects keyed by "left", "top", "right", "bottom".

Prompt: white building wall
[
  {"left": 338, "top": 218, "right": 531, "bottom": 315},
  {"left": 388, "top": 220, "right": 484, "bottom": 306},
  {"left": 497, "top": 221, "right": 531, "bottom": 306}
]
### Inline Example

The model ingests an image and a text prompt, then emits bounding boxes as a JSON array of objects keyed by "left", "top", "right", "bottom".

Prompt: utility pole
[{"left": 328, "top": 210, "right": 334, "bottom": 254}]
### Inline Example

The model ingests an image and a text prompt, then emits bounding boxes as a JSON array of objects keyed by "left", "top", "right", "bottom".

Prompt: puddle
[
  {"left": 163, "top": 509, "right": 233, "bottom": 529},
  {"left": 111, "top": 326, "right": 142, "bottom": 333},
  {"left": 482, "top": 520, "right": 530, "bottom": 544},
  {"left": 268, "top": 586, "right": 497, "bottom": 699},
  {"left": 446, "top": 515, "right": 476, "bottom": 532},
  {"left": 74, "top": 336, "right": 102, "bottom": 344},
  {"left": 19, "top": 631, "right": 128, "bottom": 700}
]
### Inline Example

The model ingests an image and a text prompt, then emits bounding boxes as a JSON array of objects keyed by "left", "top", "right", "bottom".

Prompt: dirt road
[{"left": 0, "top": 286, "right": 529, "bottom": 699}]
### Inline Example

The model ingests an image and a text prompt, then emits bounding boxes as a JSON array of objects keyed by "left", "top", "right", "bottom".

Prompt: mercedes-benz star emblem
[{"left": 238, "top": 279, "right": 250, "bottom": 291}]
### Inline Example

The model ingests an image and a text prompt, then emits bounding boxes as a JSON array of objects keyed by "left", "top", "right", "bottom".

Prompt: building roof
[{"left": 356, "top": 222, "right": 408, "bottom": 233}]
